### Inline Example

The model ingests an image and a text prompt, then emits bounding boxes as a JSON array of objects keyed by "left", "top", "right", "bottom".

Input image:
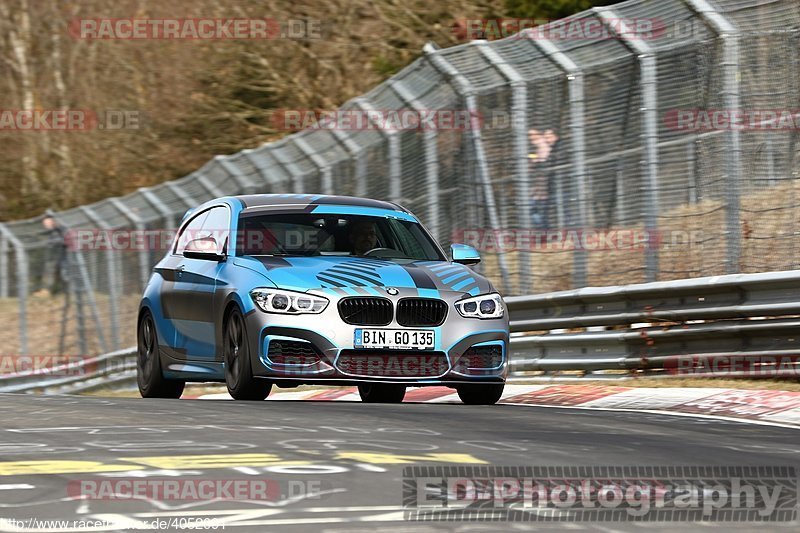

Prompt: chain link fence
[{"left": 1, "top": 0, "right": 799, "bottom": 356}]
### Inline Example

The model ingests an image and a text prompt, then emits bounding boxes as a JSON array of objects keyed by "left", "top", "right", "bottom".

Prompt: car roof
[{"left": 233, "top": 193, "right": 409, "bottom": 213}]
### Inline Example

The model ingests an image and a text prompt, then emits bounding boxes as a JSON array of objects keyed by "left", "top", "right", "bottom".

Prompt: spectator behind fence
[
  {"left": 528, "top": 128, "right": 560, "bottom": 230},
  {"left": 33, "top": 212, "right": 67, "bottom": 297}
]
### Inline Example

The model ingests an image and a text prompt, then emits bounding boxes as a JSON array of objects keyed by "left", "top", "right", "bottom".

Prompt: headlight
[
  {"left": 455, "top": 293, "right": 504, "bottom": 319},
  {"left": 250, "top": 288, "right": 328, "bottom": 314}
]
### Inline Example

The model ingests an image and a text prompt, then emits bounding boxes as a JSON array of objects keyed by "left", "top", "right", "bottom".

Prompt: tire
[
  {"left": 358, "top": 383, "right": 406, "bottom": 403},
  {"left": 137, "top": 311, "right": 185, "bottom": 399},
  {"left": 456, "top": 383, "right": 504, "bottom": 405},
  {"left": 224, "top": 307, "right": 272, "bottom": 401}
]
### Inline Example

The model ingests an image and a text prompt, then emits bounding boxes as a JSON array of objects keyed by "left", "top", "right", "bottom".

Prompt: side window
[
  {"left": 201, "top": 207, "right": 231, "bottom": 254},
  {"left": 173, "top": 206, "right": 230, "bottom": 255},
  {"left": 174, "top": 211, "right": 209, "bottom": 254}
]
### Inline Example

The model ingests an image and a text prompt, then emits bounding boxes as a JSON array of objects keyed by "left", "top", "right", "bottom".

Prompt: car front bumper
[{"left": 245, "top": 288, "right": 509, "bottom": 385}]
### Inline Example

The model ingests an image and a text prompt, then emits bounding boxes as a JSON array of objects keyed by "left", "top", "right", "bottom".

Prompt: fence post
[
  {"left": 355, "top": 98, "right": 402, "bottom": 203},
  {"left": 476, "top": 40, "right": 531, "bottom": 293},
  {"left": 596, "top": 9, "right": 661, "bottom": 282},
  {"left": 165, "top": 182, "right": 197, "bottom": 212},
  {"left": 241, "top": 148, "right": 282, "bottom": 192},
  {"left": 527, "top": 35, "right": 588, "bottom": 288},
  {"left": 195, "top": 171, "right": 225, "bottom": 199},
  {"left": 330, "top": 128, "right": 367, "bottom": 197},
  {"left": 80, "top": 206, "right": 120, "bottom": 351},
  {"left": 271, "top": 142, "right": 306, "bottom": 193},
  {"left": 0, "top": 224, "right": 28, "bottom": 354},
  {"left": 388, "top": 79, "right": 441, "bottom": 240},
  {"left": 685, "top": 0, "right": 742, "bottom": 274},
  {"left": 140, "top": 187, "right": 178, "bottom": 230},
  {"left": 294, "top": 136, "right": 334, "bottom": 195},
  {"left": 216, "top": 155, "right": 256, "bottom": 194},
  {"left": 109, "top": 198, "right": 151, "bottom": 288},
  {"left": 423, "top": 43, "right": 512, "bottom": 293},
  {"left": 0, "top": 232, "right": 7, "bottom": 298}
]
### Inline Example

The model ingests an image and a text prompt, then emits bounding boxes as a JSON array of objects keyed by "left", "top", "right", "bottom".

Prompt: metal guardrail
[
  {"left": 3, "top": 269, "right": 800, "bottom": 393},
  {"left": 0, "top": 348, "right": 136, "bottom": 394},
  {"left": 507, "top": 270, "right": 800, "bottom": 379}
]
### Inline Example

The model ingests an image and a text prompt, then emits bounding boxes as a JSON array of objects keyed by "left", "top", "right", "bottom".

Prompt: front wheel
[
  {"left": 456, "top": 383, "right": 504, "bottom": 405},
  {"left": 358, "top": 383, "right": 406, "bottom": 403},
  {"left": 137, "top": 311, "right": 185, "bottom": 399},
  {"left": 224, "top": 308, "right": 272, "bottom": 401}
]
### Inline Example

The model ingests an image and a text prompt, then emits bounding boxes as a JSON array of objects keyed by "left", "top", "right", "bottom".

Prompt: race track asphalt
[{"left": 0, "top": 392, "right": 798, "bottom": 532}]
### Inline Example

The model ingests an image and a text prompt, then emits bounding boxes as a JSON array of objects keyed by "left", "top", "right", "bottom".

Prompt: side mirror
[
  {"left": 184, "top": 237, "right": 225, "bottom": 261},
  {"left": 450, "top": 243, "right": 480, "bottom": 265}
]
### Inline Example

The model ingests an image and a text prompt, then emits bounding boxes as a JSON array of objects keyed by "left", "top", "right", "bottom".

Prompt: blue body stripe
[
  {"left": 310, "top": 205, "right": 417, "bottom": 222},
  {"left": 442, "top": 271, "right": 470, "bottom": 284},
  {"left": 451, "top": 277, "right": 475, "bottom": 291}
]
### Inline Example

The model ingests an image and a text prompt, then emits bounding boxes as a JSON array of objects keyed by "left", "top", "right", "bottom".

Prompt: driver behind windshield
[{"left": 348, "top": 219, "right": 378, "bottom": 255}]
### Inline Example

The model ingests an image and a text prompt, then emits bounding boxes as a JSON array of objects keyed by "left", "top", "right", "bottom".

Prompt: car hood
[{"left": 234, "top": 255, "right": 492, "bottom": 296}]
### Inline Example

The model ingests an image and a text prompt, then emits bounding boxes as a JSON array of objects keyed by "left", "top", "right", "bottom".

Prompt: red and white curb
[{"left": 198, "top": 384, "right": 800, "bottom": 429}]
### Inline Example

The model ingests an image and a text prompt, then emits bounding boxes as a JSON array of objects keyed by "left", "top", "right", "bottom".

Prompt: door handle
[{"left": 176, "top": 265, "right": 185, "bottom": 278}]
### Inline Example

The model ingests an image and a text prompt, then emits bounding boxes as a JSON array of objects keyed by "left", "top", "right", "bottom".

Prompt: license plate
[{"left": 354, "top": 329, "right": 435, "bottom": 350}]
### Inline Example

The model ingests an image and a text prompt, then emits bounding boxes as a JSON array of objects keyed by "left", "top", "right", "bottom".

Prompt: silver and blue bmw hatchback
[{"left": 137, "top": 194, "right": 509, "bottom": 404}]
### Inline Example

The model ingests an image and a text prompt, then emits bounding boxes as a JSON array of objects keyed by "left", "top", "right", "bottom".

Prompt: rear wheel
[
  {"left": 137, "top": 311, "right": 185, "bottom": 399},
  {"left": 224, "top": 308, "right": 272, "bottom": 401},
  {"left": 456, "top": 383, "right": 504, "bottom": 405},
  {"left": 358, "top": 383, "right": 406, "bottom": 403}
]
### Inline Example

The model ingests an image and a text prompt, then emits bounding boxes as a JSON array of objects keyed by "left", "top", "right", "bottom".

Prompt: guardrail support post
[
  {"left": 389, "top": 79, "right": 441, "bottom": 240},
  {"left": 527, "top": 36, "right": 588, "bottom": 288},
  {"left": 685, "top": 0, "right": 742, "bottom": 274},
  {"left": 0, "top": 224, "right": 28, "bottom": 354},
  {"left": 355, "top": 98, "right": 402, "bottom": 203},
  {"left": 476, "top": 40, "right": 532, "bottom": 293},
  {"left": 596, "top": 9, "right": 661, "bottom": 282},
  {"left": 423, "top": 42, "right": 512, "bottom": 293}
]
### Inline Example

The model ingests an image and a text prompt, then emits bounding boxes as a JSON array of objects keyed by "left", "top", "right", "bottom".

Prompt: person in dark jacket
[{"left": 33, "top": 212, "right": 67, "bottom": 297}]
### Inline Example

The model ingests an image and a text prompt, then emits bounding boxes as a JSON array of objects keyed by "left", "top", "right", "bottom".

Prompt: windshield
[{"left": 236, "top": 212, "right": 445, "bottom": 261}]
